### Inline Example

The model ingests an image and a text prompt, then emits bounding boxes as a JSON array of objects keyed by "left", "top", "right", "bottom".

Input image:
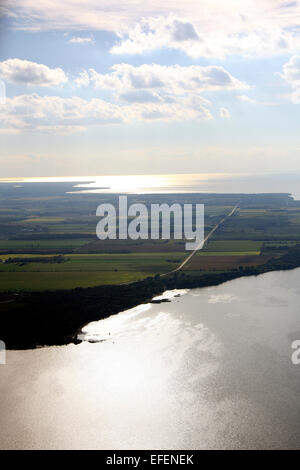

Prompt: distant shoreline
[{"left": 0, "top": 174, "right": 299, "bottom": 199}]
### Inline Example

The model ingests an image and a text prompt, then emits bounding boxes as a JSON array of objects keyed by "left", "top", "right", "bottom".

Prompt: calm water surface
[
  {"left": 1, "top": 269, "right": 300, "bottom": 449},
  {"left": 2, "top": 172, "right": 300, "bottom": 198}
]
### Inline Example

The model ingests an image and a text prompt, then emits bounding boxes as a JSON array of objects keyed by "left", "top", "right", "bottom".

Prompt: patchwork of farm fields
[
  {"left": 0, "top": 186, "right": 299, "bottom": 291},
  {"left": 184, "top": 239, "right": 266, "bottom": 272}
]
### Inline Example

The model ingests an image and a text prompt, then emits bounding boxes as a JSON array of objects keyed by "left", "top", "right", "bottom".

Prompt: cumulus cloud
[
  {"left": 69, "top": 36, "right": 95, "bottom": 45},
  {"left": 73, "top": 63, "right": 246, "bottom": 125},
  {"left": 219, "top": 107, "right": 231, "bottom": 118},
  {"left": 76, "top": 63, "right": 247, "bottom": 94},
  {"left": 0, "top": 58, "right": 67, "bottom": 87},
  {"left": 279, "top": 55, "right": 300, "bottom": 103},
  {"left": 111, "top": 15, "right": 300, "bottom": 59},
  {"left": 0, "top": 59, "right": 248, "bottom": 133},
  {"left": 0, "top": 94, "right": 123, "bottom": 134},
  {"left": 280, "top": 55, "right": 300, "bottom": 84},
  {"left": 0, "top": 92, "right": 212, "bottom": 134}
]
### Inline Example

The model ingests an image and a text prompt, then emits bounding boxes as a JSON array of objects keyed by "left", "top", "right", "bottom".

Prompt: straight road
[{"left": 162, "top": 204, "right": 239, "bottom": 276}]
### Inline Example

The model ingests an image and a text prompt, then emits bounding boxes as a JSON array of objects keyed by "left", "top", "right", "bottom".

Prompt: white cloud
[
  {"left": 279, "top": 55, "right": 300, "bottom": 103},
  {"left": 0, "top": 58, "right": 67, "bottom": 87},
  {"left": 111, "top": 14, "right": 300, "bottom": 59},
  {"left": 69, "top": 36, "right": 95, "bottom": 45},
  {"left": 219, "top": 107, "right": 231, "bottom": 118},
  {"left": 0, "top": 60, "right": 248, "bottom": 134},
  {"left": 0, "top": 58, "right": 249, "bottom": 133},
  {"left": 3, "top": 1, "right": 300, "bottom": 58},
  {"left": 0, "top": 94, "right": 124, "bottom": 134},
  {"left": 76, "top": 63, "right": 247, "bottom": 94},
  {"left": 280, "top": 55, "right": 300, "bottom": 85},
  {"left": 0, "top": 92, "right": 213, "bottom": 134},
  {"left": 0, "top": 61, "right": 246, "bottom": 133},
  {"left": 74, "top": 63, "right": 246, "bottom": 125}
]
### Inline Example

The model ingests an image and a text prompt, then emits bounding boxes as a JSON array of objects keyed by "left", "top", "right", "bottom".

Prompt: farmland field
[
  {"left": 184, "top": 254, "right": 271, "bottom": 271},
  {"left": 203, "top": 240, "right": 262, "bottom": 253},
  {"left": 0, "top": 238, "right": 91, "bottom": 252},
  {"left": 0, "top": 252, "right": 186, "bottom": 290},
  {"left": 0, "top": 271, "right": 145, "bottom": 290}
]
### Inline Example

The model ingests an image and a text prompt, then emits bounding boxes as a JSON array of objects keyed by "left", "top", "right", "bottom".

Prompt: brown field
[{"left": 184, "top": 254, "right": 272, "bottom": 271}]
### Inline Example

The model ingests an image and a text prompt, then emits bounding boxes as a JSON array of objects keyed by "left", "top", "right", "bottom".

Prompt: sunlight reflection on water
[
  {"left": 1, "top": 172, "right": 300, "bottom": 198},
  {"left": 1, "top": 270, "right": 300, "bottom": 449}
]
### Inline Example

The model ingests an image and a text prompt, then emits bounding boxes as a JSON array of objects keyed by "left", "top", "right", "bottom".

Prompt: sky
[{"left": 0, "top": 0, "right": 300, "bottom": 177}]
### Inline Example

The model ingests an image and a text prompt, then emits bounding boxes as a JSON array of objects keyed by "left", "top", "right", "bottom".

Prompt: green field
[
  {"left": 203, "top": 240, "right": 262, "bottom": 253},
  {"left": 0, "top": 238, "right": 91, "bottom": 251},
  {"left": 0, "top": 271, "right": 145, "bottom": 290},
  {"left": 0, "top": 252, "right": 185, "bottom": 290}
]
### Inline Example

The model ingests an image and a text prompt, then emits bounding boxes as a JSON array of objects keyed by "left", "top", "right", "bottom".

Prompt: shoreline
[{"left": 2, "top": 243, "right": 300, "bottom": 350}]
